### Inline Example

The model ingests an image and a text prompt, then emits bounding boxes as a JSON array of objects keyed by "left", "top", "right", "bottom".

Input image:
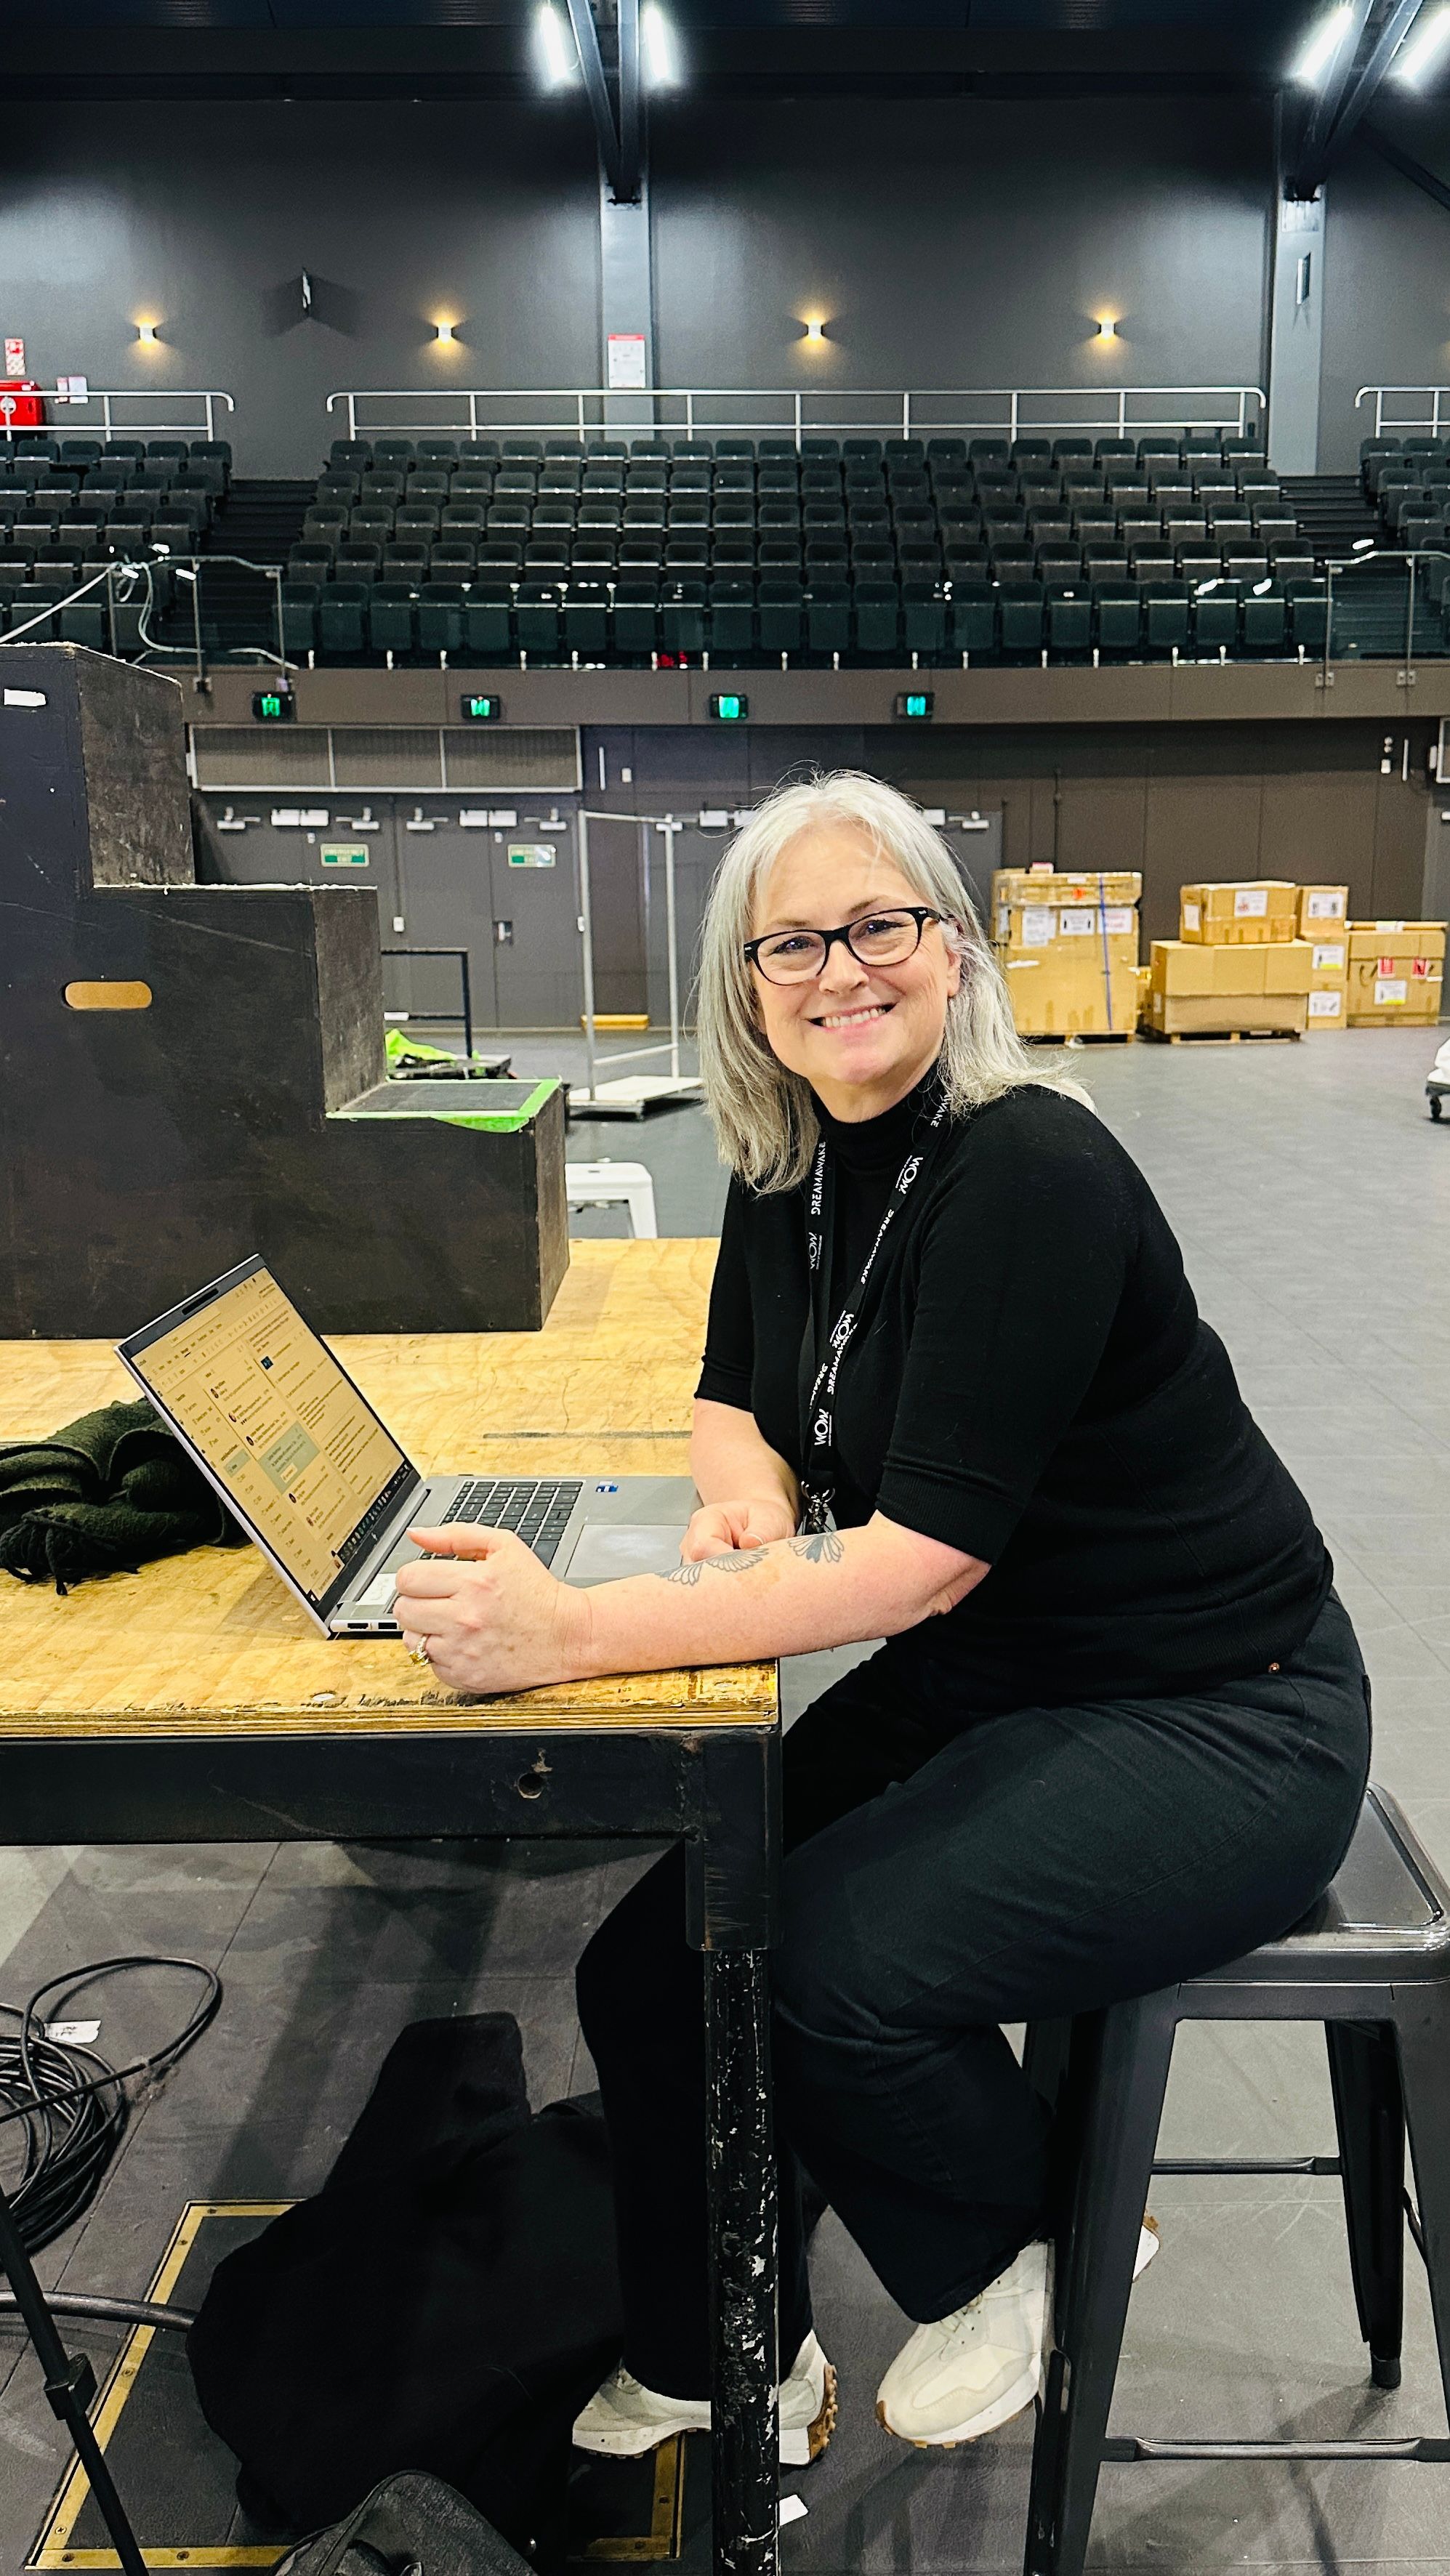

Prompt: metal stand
[
  {"left": 570, "top": 809, "right": 703, "bottom": 1118},
  {"left": 704, "top": 1949, "right": 779, "bottom": 2576},
  {"left": 0, "top": 2180, "right": 147, "bottom": 2576}
]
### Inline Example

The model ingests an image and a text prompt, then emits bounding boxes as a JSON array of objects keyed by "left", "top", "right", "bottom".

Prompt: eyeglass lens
[{"left": 754, "top": 911, "right": 925, "bottom": 985}]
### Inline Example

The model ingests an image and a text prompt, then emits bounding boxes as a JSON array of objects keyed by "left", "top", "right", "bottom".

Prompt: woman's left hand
[{"left": 393, "top": 1524, "right": 592, "bottom": 1695}]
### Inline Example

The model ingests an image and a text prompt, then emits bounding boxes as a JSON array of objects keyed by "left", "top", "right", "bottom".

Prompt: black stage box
[{"left": 0, "top": 648, "right": 567, "bottom": 1335}]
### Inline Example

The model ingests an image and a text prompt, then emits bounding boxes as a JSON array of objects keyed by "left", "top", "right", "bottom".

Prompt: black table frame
[{"left": 0, "top": 1714, "right": 782, "bottom": 2576}]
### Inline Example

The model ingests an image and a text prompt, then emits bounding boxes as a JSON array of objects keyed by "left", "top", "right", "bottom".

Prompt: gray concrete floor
[{"left": 3, "top": 1025, "right": 1450, "bottom": 2572}]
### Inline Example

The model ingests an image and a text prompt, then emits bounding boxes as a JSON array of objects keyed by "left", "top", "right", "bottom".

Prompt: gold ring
[{"left": 407, "top": 1643, "right": 432, "bottom": 1667}]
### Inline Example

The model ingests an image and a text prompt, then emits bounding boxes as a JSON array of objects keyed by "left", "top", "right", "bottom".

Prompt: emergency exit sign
[
  {"left": 507, "top": 843, "right": 555, "bottom": 868},
  {"left": 321, "top": 843, "right": 369, "bottom": 868}
]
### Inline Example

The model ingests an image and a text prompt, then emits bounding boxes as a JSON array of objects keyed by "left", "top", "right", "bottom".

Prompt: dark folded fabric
[{"left": 0, "top": 1398, "right": 243, "bottom": 1594}]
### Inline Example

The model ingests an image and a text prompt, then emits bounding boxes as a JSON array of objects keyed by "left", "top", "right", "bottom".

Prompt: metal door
[
  {"left": 388, "top": 805, "right": 501, "bottom": 1030},
  {"left": 941, "top": 810, "right": 1003, "bottom": 932},
  {"left": 487, "top": 821, "right": 581, "bottom": 1028}
]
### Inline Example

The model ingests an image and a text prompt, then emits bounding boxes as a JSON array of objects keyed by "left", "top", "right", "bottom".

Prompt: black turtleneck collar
[{"left": 812, "top": 1072, "right": 940, "bottom": 1174}]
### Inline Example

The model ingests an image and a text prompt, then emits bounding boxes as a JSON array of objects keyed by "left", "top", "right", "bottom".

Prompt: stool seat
[{"left": 1025, "top": 1785, "right": 1450, "bottom": 2575}]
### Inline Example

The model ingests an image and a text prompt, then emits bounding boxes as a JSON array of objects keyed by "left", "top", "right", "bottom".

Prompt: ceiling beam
[
  {"left": 617, "top": 0, "right": 642, "bottom": 202},
  {"left": 1361, "top": 114, "right": 1450, "bottom": 211},
  {"left": 563, "top": 0, "right": 627, "bottom": 198},
  {"left": 1292, "top": 0, "right": 1426, "bottom": 195},
  {"left": 1287, "top": 0, "right": 1374, "bottom": 193}
]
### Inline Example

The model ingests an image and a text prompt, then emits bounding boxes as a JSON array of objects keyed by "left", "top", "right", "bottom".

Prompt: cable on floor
[{"left": 0, "top": 1955, "right": 222, "bottom": 2253}]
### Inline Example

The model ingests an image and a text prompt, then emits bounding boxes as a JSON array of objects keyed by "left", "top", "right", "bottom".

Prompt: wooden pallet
[
  {"left": 1140, "top": 1026, "right": 1302, "bottom": 1046},
  {"left": 1020, "top": 1030, "right": 1135, "bottom": 1047}
]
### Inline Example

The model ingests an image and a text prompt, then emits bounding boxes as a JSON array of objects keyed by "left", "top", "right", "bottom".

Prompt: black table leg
[{"left": 704, "top": 1945, "right": 779, "bottom": 2576}]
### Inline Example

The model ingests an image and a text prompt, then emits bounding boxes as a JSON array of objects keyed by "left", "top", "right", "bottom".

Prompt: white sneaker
[
  {"left": 877, "top": 2222, "right": 1161, "bottom": 2451},
  {"left": 876, "top": 2242, "right": 1052, "bottom": 2447},
  {"left": 572, "top": 2330, "right": 837, "bottom": 2466}
]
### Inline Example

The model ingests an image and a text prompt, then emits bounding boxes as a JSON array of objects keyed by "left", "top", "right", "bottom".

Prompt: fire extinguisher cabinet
[{"left": 0, "top": 381, "right": 45, "bottom": 432}]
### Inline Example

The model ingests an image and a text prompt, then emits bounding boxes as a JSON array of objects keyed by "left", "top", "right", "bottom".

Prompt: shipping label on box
[
  {"left": 1182, "top": 898, "right": 1201, "bottom": 933},
  {"left": 1300, "top": 884, "right": 1349, "bottom": 926},
  {"left": 1233, "top": 888, "right": 1268, "bottom": 918},
  {"left": 1310, "top": 938, "right": 1348, "bottom": 976},
  {"left": 1103, "top": 906, "right": 1135, "bottom": 936},
  {"left": 1375, "top": 978, "right": 1409, "bottom": 1006},
  {"left": 1060, "top": 909, "right": 1096, "bottom": 936},
  {"left": 1308, "top": 988, "right": 1345, "bottom": 1022}
]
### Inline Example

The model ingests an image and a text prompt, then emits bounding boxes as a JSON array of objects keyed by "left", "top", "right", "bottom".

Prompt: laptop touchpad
[{"left": 564, "top": 1523, "right": 687, "bottom": 1583}]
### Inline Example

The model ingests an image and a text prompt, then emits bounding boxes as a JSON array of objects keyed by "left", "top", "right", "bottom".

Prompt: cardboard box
[
  {"left": 1297, "top": 884, "right": 1349, "bottom": 931},
  {"left": 1346, "top": 921, "right": 1447, "bottom": 961},
  {"left": 995, "top": 900, "right": 1139, "bottom": 957},
  {"left": 999, "top": 948, "right": 1139, "bottom": 1038},
  {"left": 1306, "top": 985, "right": 1346, "bottom": 1032},
  {"left": 1180, "top": 881, "right": 1297, "bottom": 943},
  {"left": 1345, "top": 954, "right": 1444, "bottom": 1025},
  {"left": 1145, "top": 988, "right": 1308, "bottom": 1038},
  {"left": 1151, "top": 940, "right": 1310, "bottom": 998},
  {"left": 992, "top": 868, "right": 1143, "bottom": 909}
]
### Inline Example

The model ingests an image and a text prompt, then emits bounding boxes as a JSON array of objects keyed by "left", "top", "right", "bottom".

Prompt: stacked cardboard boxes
[
  {"left": 1146, "top": 938, "right": 1311, "bottom": 1038},
  {"left": 992, "top": 868, "right": 1141, "bottom": 1039},
  {"left": 1296, "top": 889, "right": 1350, "bottom": 1033},
  {"left": 1345, "top": 922, "right": 1446, "bottom": 1026}
]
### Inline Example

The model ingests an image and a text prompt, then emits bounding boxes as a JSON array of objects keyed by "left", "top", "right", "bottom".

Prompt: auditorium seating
[{"left": 0, "top": 434, "right": 228, "bottom": 639}]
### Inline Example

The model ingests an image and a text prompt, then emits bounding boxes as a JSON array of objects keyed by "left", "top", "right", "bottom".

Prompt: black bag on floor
[
  {"left": 274, "top": 2472, "right": 533, "bottom": 2576},
  {"left": 188, "top": 2016, "right": 622, "bottom": 2564}
]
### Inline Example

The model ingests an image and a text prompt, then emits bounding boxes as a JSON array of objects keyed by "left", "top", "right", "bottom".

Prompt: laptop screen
[{"left": 122, "top": 1260, "right": 414, "bottom": 1612}]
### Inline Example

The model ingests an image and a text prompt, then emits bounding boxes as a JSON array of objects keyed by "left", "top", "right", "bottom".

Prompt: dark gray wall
[
  {"left": 653, "top": 98, "right": 1274, "bottom": 400},
  {"left": 0, "top": 96, "right": 1276, "bottom": 479},
  {"left": 0, "top": 105, "right": 600, "bottom": 478},
  {"left": 1321, "top": 108, "right": 1450, "bottom": 473}
]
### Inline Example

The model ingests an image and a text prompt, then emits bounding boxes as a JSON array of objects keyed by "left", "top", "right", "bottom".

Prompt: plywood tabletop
[{"left": 0, "top": 1240, "right": 777, "bottom": 1737}]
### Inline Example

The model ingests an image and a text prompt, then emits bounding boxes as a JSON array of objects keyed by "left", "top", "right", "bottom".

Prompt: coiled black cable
[{"left": 0, "top": 1956, "right": 222, "bottom": 2253}]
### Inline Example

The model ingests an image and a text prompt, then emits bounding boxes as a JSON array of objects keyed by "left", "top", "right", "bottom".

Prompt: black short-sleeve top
[{"left": 695, "top": 1078, "right": 1330, "bottom": 1713}]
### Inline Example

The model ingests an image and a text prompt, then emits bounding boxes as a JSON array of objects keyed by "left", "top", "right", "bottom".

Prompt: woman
[{"left": 395, "top": 772, "right": 1371, "bottom": 2466}]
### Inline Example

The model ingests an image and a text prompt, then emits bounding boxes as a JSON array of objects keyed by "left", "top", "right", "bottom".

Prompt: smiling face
[{"left": 749, "top": 823, "right": 962, "bottom": 1123}]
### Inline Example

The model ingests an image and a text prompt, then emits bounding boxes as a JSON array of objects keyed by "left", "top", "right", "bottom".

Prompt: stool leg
[
  {"left": 1025, "top": 1993, "right": 1177, "bottom": 2576},
  {"left": 1394, "top": 1997, "right": 1450, "bottom": 2428},
  {"left": 1326, "top": 2019, "right": 1405, "bottom": 2388}
]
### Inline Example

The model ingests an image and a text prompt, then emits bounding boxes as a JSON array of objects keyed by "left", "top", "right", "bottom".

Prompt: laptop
[{"left": 117, "top": 1254, "right": 696, "bottom": 1637}]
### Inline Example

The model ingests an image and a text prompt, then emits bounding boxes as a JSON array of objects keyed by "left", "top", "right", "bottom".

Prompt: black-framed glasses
[{"left": 744, "top": 905, "right": 948, "bottom": 988}]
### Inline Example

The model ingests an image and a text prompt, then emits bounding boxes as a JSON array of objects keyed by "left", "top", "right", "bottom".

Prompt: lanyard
[{"left": 798, "top": 1091, "right": 948, "bottom": 1533}]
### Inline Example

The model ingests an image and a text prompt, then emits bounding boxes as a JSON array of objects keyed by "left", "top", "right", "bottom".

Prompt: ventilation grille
[{"left": 190, "top": 724, "right": 579, "bottom": 792}]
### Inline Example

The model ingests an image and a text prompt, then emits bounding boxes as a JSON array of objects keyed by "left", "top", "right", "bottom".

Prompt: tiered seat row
[
  {"left": 282, "top": 427, "right": 1312, "bottom": 665},
  {"left": 1363, "top": 437, "right": 1450, "bottom": 568},
  {"left": 0, "top": 435, "right": 230, "bottom": 588}
]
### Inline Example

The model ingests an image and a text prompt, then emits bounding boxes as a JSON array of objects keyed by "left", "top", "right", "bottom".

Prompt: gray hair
[{"left": 696, "top": 770, "right": 1067, "bottom": 1190}]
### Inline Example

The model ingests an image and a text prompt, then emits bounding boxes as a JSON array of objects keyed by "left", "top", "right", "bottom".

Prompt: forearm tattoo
[{"left": 660, "top": 1530, "right": 846, "bottom": 1584}]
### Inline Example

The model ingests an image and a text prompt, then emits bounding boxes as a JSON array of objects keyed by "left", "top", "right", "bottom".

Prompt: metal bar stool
[{"left": 1023, "top": 1784, "right": 1450, "bottom": 2576}]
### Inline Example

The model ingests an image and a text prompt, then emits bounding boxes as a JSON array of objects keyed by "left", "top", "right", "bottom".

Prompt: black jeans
[{"left": 576, "top": 1590, "right": 1372, "bottom": 2399}]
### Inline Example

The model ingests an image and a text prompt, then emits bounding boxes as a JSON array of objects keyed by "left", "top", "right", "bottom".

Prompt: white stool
[{"left": 565, "top": 1159, "right": 658, "bottom": 1238}]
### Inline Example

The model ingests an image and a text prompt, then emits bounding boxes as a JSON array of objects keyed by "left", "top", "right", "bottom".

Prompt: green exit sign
[
  {"left": 321, "top": 843, "right": 369, "bottom": 868},
  {"left": 252, "top": 689, "right": 294, "bottom": 722},
  {"left": 461, "top": 693, "right": 503, "bottom": 722},
  {"left": 709, "top": 693, "right": 749, "bottom": 722},
  {"left": 894, "top": 690, "right": 935, "bottom": 720}
]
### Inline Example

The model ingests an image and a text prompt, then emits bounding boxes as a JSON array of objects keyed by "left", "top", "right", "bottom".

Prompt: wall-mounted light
[
  {"left": 801, "top": 316, "right": 829, "bottom": 348},
  {"left": 1094, "top": 317, "right": 1118, "bottom": 343},
  {"left": 433, "top": 318, "right": 458, "bottom": 345},
  {"left": 136, "top": 320, "right": 160, "bottom": 346},
  {"left": 642, "top": 3, "right": 681, "bottom": 87},
  {"left": 533, "top": 1, "right": 578, "bottom": 87}
]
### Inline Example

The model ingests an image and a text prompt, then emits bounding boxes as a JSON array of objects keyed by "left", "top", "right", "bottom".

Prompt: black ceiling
[{"left": 0, "top": 0, "right": 1358, "bottom": 102}]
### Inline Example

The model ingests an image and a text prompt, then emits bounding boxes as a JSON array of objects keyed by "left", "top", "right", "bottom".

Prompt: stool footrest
[
  {"left": 1103, "top": 2435, "right": 1450, "bottom": 2463},
  {"left": 1152, "top": 2154, "right": 1342, "bottom": 2176}
]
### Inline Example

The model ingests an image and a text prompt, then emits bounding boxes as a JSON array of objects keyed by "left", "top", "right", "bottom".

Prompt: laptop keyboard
[{"left": 438, "top": 1479, "right": 584, "bottom": 1568}]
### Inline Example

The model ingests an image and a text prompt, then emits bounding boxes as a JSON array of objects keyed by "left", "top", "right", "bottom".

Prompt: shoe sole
[
  {"left": 781, "top": 2360, "right": 837, "bottom": 2466},
  {"left": 576, "top": 2362, "right": 839, "bottom": 2468},
  {"left": 876, "top": 2352, "right": 1042, "bottom": 2449}
]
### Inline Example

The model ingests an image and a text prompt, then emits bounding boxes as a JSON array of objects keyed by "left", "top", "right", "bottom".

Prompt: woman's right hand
[{"left": 680, "top": 1495, "right": 799, "bottom": 1562}]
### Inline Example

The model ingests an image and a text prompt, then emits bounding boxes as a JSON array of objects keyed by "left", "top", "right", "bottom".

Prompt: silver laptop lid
[{"left": 118, "top": 1255, "right": 422, "bottom": 1627}]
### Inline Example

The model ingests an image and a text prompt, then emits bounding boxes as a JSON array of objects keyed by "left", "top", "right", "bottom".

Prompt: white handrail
[
  {"left": 0, "top": 387, "right": 236, "bottom": 445},
  {"left": 1356, "top": 385, "right": 1450, "bottom": 437},
  {"left": 326, "top": 384, "right": 1267, "bottom": 448}
]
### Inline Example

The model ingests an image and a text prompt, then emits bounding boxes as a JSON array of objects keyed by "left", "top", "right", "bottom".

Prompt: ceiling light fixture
[
  {"left": 642, "top": 3, "right": 680, "bottom": 86},
  {"left": 1394, "top": 0, "right": 1450, "bottom": 83},
  {"left": 534, "top": 2, "right": 577, "bottom": 88},
  {"left": 1292, "top": 3, "right": 1355, "bottom": 86}
]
